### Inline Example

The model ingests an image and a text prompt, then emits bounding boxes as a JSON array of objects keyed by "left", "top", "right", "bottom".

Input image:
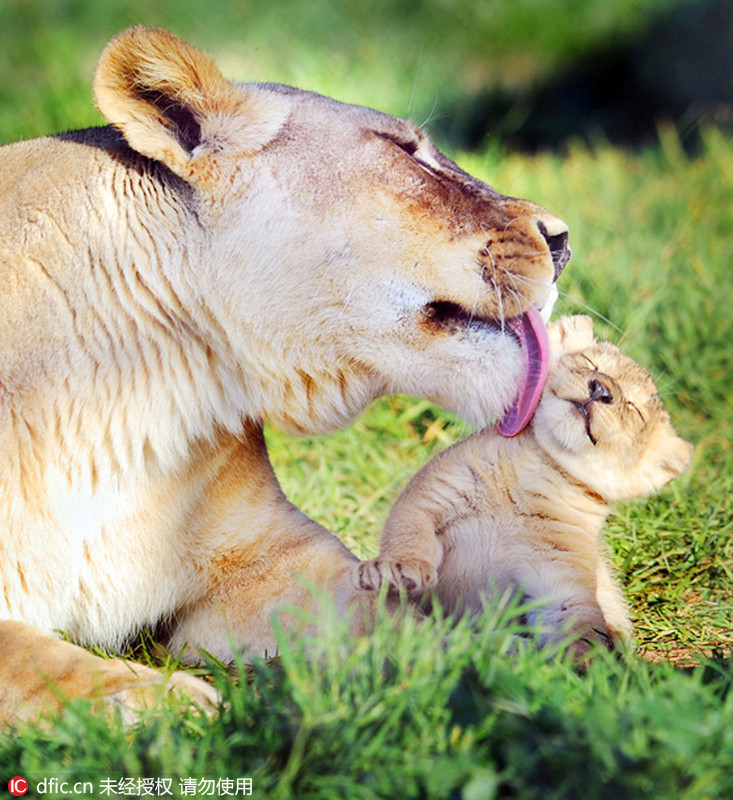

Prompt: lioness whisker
[
  {"left": 553, "top": 290, "right": 625, "bottom": 335},
  {"left": 495, "top": 270, "right": 623, "bottom": 335}
]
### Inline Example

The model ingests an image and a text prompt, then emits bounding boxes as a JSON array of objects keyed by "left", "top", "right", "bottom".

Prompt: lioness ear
[
  {"left": 93, "top": 27, "right": 289, "bottom": 184},
  {"left": 547, "top": 315, "right": 595, "bottom": 354}
]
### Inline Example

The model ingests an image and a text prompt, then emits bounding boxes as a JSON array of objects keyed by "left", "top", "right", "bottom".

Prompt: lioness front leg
[
  {"left": 160, "top": 428, "right": 374, "bottom": 663},
  {"left": 168, "top": 517, "right": 370, "bottom": 663},
  {"left": 0, "top": 621, "right": 220, "bottom": 728}
]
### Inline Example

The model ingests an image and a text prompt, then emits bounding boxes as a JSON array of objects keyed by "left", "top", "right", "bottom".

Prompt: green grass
[
  {"left": 3, "top": 606, "right": 732, "bottom": 798},
  {"left": 1, "top": 1, "right": 732, "bottom": 796}
]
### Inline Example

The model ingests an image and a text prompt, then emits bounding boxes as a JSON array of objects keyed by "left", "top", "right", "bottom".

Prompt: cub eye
[
  {"left": 627, "top": 401, "right": 646, "bottom": 423},
  {"left": 588, "top": 379, "right": 613, "bottom": 404}
]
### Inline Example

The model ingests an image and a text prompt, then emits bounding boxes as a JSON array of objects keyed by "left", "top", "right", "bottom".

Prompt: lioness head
[{"left": 93, "top": 27, "right": 570, "bottom": 434}]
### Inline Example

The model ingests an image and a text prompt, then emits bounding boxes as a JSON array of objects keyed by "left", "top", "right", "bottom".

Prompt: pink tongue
[{"left": 496, "top": 306, "right": 550, "bottom": 437}]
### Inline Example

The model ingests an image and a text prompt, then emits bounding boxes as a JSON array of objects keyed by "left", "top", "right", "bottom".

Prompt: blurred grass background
[
  {"left": 2, "top": 0, "right": 731, "bottom": 150},
  {"left": 1, "top": 0, "right": 732, "bottom": 793}
]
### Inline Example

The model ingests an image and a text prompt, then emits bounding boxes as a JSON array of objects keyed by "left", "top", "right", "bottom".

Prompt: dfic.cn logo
[{"left": 8, "top": 777, "right": 28, "bottom": 796}]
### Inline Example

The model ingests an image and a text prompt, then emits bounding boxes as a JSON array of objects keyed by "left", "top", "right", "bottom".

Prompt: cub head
[
  {"left": 93, "top": 27, "right": 571, "bottom": 433},
  {"left": 532, "top": 316, "right": 693, "bottom": 501}
]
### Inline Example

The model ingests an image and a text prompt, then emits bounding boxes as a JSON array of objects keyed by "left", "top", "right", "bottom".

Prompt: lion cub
[{"left": 358, "top": 316, "right": 693, "bottom": 652}]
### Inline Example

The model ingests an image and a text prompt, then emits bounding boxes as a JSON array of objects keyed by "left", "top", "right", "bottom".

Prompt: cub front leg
[
  {"left": 357, "top": 493, "right": 446, "bottom": 597},
  {"left": 0, "top": 621, "right": 220, "bottom": 728},
  {"left": 593, "top": 556, "right": 633, "bottom": 649},
  {"left": 520, "top": 554, "right": 632, "bottom": 657},
  {"left": 358, "top": 444, "right": 477, "bottom": 598}
]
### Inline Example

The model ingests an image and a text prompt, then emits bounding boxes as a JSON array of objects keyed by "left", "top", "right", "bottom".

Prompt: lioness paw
[
  {"left": 101, "top": 668, "right": 221, "bottom": 724},
  {"left": 357, "top": 557, "right": 437, "bottom": 595}
]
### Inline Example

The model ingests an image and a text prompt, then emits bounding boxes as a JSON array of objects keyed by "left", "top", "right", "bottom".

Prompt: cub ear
[
  {"left": 630, "top": 419, "right": 694, "bottom": 499},
  {"left": 93, "top": 27, "right": 289, "bottom": 185},
  {"left": 653, "top": 427, "right": 694, "bottom": 488},
  {"left": 547, "top": 314, "right": 595, "bottom": 354}
]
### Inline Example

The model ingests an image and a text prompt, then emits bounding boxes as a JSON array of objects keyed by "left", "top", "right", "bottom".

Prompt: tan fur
[
  {"left": 358, "top": 316, "right": 693, "bottom": 655},
  {"left": 0, "top": 621, "right": 220, "bottom": 727},
  {"left": 0, "top": 27, "right": 570, "bottom": 724}
]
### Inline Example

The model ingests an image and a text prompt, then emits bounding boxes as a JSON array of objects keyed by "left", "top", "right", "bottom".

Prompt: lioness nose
[{"left": 536, "top": 218, "right": 571, "bottom": 281}]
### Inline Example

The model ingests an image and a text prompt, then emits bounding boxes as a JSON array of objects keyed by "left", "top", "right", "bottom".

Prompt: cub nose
[{"left": 536, "top": 219, "right": 571, "bottom": 281}]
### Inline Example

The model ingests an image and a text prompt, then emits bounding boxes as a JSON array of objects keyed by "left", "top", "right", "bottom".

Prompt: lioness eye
[
  {"left": 393, "top": 137, "right": 419, "bottom": 156},
  {"left": 376, "top": 131, "right": 444, "bottom": 180},
  {"left": 374, "top": 131, "right": 419, "bottom": 156}
]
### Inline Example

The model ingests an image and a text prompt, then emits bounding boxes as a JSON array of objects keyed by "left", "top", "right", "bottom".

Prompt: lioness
[{"left": 0, "top": 27, "right": 570, "bottom": 725}]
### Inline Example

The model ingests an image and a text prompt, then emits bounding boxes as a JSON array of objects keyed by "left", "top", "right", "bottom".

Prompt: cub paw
[
  {"left": 525, "top": 602, "right": 626, "bottom": 662},
  {"left": 357, "top": 557, "right": 437, "bottom": 596},
  {"left": 563, "top": 625, "right": 615, "bottom": 661}
]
